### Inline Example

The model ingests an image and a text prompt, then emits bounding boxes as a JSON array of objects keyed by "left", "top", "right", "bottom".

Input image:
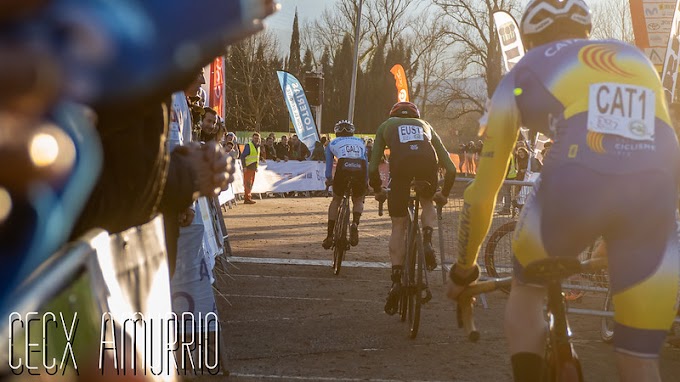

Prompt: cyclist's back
[
  {"left": 509, "top": 38, "right": 679, "bottom": 176},
  {"left": 322, "top": 121, "right": 368, "bottom": 250},
  {"left": 370, "top": 102, "right": 456, "bottom": 314},
  {"left": 449, "top": 1, "right": 680, "bottom": 381}
]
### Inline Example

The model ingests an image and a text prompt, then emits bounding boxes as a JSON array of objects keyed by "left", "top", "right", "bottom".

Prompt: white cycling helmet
[
  {"left": 520, "top": 0, "right": 592, "bottom": 48},
  {"left": 334, "top": 120, "right": 355, "bottom": 134}
]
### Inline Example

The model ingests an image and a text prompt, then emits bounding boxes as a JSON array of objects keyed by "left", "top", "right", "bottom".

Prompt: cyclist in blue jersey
[
  {"left": 446, "top": 0, "right": 680, "bottom": 381},
  {"left": 322, "top": 120, "right": 368, "bottom": 249}
]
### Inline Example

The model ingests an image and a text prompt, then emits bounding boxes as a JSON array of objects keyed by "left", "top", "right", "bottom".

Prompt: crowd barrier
[
  {"left": 219, "top": 160, "right": 392, "bottom": 203},
  {"left": 436, "top": 178, "right": 680, "bottom": 324}
]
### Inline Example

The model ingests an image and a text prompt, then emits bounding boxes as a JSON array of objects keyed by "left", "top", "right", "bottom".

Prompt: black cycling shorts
[
  {"left": 387, "top": 155, "right": 438, "bottom": 217},
  {"left": 334, "top": 158, "right": 367, "bottom": 197}
]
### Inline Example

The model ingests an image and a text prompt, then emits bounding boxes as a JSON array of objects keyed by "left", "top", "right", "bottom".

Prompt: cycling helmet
[
  {"left": 389, "top": 101, "right": 420, "bottom": 118},
  {"left": 334, "top": 120, "right": 355, "bottom": 134},
  {"left": 520, "top": 0, "right": 592, "bottom": 48}
]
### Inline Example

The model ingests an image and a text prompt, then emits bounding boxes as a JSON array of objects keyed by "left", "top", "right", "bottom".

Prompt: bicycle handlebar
[{"left": 456, "top": 256, "right": 608, "bottom": 342}]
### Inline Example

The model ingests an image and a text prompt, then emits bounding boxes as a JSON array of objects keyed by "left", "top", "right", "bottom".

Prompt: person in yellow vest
[{"left": 241, "top": 132, "right": 261, "bottom": 204}]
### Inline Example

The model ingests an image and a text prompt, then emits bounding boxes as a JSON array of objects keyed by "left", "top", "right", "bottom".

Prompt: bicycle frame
[{"left": 457, "top": 257, "right": 607, "bottom": 380}]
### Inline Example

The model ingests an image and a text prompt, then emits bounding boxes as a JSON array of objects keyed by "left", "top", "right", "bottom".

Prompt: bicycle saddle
[
  {"left": 523, "top": 257, "right": 582, "bottom": 285},
  {"left": 411, "top": 180, "right": 431, "bottom": 194}
]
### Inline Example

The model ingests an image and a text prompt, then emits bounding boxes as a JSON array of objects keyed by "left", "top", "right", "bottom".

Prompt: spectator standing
[
  {"left": 224, "top": 132, "right": 241, "bottom": 158},
  {"left": 457, "top": 143, "right": 467, "bottom": 175},
  {"left": 474, "top": 140, "right": 483, "bottom": 172},
  {"left": 464, "top": 141, "right": 476, "bottom": 176},
  {"left": 276, "top": 135, "right": 291, "bottom": 160},
  {"left": 197, "top": 107, "right": 219, "bottom": 142},
  {"left": 224, "top": 141, "right": 239, "bottom": 161},
  {"left": 263, "top": 135, "right": 278, "bottom": 161},
  {"left": 241, "top": 132, "right": 261, "bottom": 204},
  {"left": 366, "top": 138, "right": 374, "bottom": 160},
  {"left": 310, "top": 140, "right": 326, "bottom": 161},
  {"left": 289, "top": 134, "right": 310, "bottom": 161}
]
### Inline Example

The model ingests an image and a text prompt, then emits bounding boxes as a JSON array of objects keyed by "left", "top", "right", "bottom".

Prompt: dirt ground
[{"left": 211, "top": 195, "right": 680, "bottom": 382}]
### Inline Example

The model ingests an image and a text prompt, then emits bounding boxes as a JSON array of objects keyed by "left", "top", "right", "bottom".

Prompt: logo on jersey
[
  {"left": 579, "top": 45, "right": 633, "bottom": 78},
  {"left": 586, "top": 131, "right": 607, "bottom": 154}
]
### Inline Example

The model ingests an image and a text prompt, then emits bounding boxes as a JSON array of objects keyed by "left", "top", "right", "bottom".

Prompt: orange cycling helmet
[{"left": 389, "top": 101, "right": 420, "bottom": 118}]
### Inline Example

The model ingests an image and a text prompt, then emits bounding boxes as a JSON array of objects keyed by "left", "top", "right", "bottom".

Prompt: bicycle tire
[
  {"left": 406, "top": 220, "right": 417, "bottom": 329},
  {"left": 410, "top": 230, "right": 425, "bottom": 339},
  {"left": 332, "top": 198, "right": 349, "bottom": 275},
  {"left": 484, "top": 220, "right": 516, "bottom": 293},
  {"left": 600, "top": 288, "right": 615, "bottom": 343},
  {"left": 399, "top": 232, "right": 409, "bottom": 323}
]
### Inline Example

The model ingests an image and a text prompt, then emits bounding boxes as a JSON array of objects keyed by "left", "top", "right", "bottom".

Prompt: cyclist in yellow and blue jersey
[{"left": 446, "top": 1, "right": 680, "bottom": 381}]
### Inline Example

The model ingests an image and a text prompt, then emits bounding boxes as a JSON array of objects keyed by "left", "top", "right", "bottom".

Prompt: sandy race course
[{"left": 213, "top": 195, "right": 680, "bottom": 382}]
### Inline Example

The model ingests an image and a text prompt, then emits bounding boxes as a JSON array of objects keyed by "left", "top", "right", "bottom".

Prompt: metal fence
[{"left": 434, "top": 177, "right": 615, "bottom": 319}]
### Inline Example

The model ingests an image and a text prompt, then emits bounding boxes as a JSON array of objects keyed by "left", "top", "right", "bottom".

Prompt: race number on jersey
[
  {"left": 398, "top": 125, "right": 429, "bottom": 143},
  {"left": 338, "top": 144, "right": 364, "bottom": 159},
  {"left": 587, "top": 83, "right": 655, "bottom": 141}
]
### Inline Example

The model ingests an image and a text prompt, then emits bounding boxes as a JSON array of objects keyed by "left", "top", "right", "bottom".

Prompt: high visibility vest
[
  {"left": 245, "top": 142, "right": 261, "bottom": 167},
  {"left": 507, "top": 154, "right": 517, "bottom": 179}
]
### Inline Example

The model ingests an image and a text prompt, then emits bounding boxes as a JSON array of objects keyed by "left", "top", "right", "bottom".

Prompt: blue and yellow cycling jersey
[
  {"left": 458, "top": 38, "right": 680, "bottom": 357},
  {"left": 457, "top": 38, "right": 680, "bottom": 269}
]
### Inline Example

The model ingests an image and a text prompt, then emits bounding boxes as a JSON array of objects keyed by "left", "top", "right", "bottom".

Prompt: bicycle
[
  {"left": 329, "top": 179, "right": 353, "bottom": 275},
  {"left": 457, "top": 256, "right": 607, "bottom": 381},
  {"left": 378, "top": 180, "right": 433, "bottom": 339}
]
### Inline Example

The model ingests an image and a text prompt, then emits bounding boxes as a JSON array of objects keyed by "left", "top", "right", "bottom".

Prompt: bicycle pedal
[{"left": 422, "top": 288, "right": 432, "bottom": 304}]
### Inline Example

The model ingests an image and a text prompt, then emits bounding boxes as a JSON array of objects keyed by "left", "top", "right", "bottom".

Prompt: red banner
[
  {"left": 390, "top": 64, "right": 409, "bottom": 102},
  {"left": 209, "top": 56, "right": 224, "bottom": 119}
]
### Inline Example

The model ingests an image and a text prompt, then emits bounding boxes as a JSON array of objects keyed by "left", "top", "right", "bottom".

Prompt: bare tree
[
  {"left": 432, "top": 0, "right": 521, "bottom": 117},
  {"left": 591, "top": 0, "right": 634, "bottom": 43},
  {"left": 404, "top": 10, "right": 451, "bottom": 117},
  {"left": 225, "top": 30, "right": 282, "bottom": 131}
]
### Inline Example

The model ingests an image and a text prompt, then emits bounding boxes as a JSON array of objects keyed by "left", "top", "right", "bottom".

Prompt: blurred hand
[
  {"left": 178, "top": 207, "right": 195, "bottom": 227},
  {"left": 178, "top": 141, "right": 233, "bottom": 197},
  {"left": 433, "top": 191, "right": 448, "bottom": 206},
  {"left": 324, "top": 178, "right": 332, "bottom": 187}
]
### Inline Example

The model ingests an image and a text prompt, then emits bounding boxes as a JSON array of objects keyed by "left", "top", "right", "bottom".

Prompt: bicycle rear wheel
[
  {"left": 409, "top": 230, "right": 425, "bottom": 339},
  {"left": 399, "top": 232, "right": 409, "bottom": 323},
  {"left": 484, "top": 220, "right": 516, "bottom": 293},
  {"left": 332, "top": 198, "right": 349, "bottom": 275},
  {"left": 405, "top": 221, "right": 417, "bottom": 329}
]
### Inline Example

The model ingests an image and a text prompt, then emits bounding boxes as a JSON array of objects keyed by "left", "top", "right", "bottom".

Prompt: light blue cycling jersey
[{"left": 325, "top": 136, "right": 368, "bottom": 179}]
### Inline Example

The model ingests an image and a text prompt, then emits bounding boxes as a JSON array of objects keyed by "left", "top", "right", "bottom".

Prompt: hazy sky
[
  {"left": 264, "top": 0, "right": 610, "bottom": 55},
  {"left": 264, "top": 0, "right": 330, "bottom": 51}
]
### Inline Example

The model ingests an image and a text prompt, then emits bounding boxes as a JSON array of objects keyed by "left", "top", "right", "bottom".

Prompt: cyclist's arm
[
  {"left": 325, "top": 144, "right": 334, "bottom": 180},
  {"left": 430, "top": 128, "right": 457, "bottom": 196},
  {"left": 369, "top": 123, "right": 387, "bottom": 191},
  {"left": 457, "top": 75, "right": 522, "bottom": 269}
]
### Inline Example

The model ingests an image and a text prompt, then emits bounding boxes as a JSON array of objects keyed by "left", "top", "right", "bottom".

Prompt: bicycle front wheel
[
  {"left": 332, "top": 198, "right": 350, "bottom": 275},
  {"left": 484, "top": 220, "right": 516, "bottom": 293},
  {"left": 600, "top": 288, "right": 615, "bottom": 343}
]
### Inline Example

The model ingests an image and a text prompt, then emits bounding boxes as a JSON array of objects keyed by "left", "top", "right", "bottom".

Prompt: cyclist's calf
[{"left": 389, "top": 216, "right": 408, "bottom": 266}]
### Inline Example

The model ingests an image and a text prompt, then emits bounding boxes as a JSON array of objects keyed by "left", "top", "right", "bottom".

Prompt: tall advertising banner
[
  {"left": 660, "top": 0, "right": 680, "bottom": 103},
  {"left": 276, "top": 71, "right": 320, "bottom": 151},
  {"left": 493, "top": 11, "right": 525, "bottom": 72},
  {"left": 390, "top": 64, "right": 410, "bottom": 102},
  {"left": 630, "top": 0, "right": 676, "bottom": 72},
  {"left": 209, "top": 56, "right": 225, "bottom": 118}
]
